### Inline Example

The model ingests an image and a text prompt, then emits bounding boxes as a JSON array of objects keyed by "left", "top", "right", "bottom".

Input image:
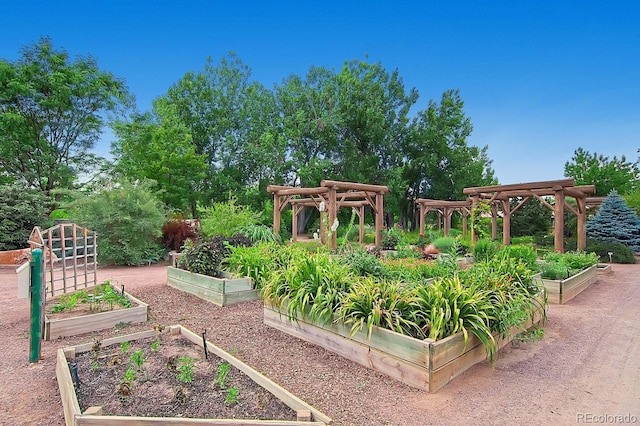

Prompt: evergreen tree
[{"left": 586, "top": 191, "right": 640, "bottom": 253}]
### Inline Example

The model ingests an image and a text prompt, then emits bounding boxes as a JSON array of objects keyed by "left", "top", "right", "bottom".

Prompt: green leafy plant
[
  {"left": 473, "top": 239, "right": 500, "bottom": 263},
  {"left": 120, "top": 341, "right": 131, "bottom": 354},
  {"left": 150, "top": 340, "right": 160, "bottom": 352},
  {"left": 214, "top": 362, "right": 231, "bottom": 389},
  {"left": 233, "top": 224, "right": 281, "bottom": 244},
  {"left": 178, "top": 234, "right": 252, "bottom": 277},
  {"left": 381, "top": 228, "right": 402, "bottom": 250},
  {"left": 225, "top": 386, "right": 240, "bottom": 406},
  {"left": 199, "top": 198, "right": 261, "bottom": 238},
  {"left": 585, "top": 239, "right": 636, "bottom": 264},
  {"left": 176, "top": 356, "right": 197, "bottom": 384},
  {"left": 129, "top": 350, "right": 145, "bottom": 370},
  {"left": 339, "top": 277, "right": 425, "bottom": 339}
]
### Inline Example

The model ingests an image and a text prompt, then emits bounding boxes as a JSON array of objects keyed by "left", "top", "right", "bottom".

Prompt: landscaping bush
[
  {"left": 381, "top": 227, "right": 402, "bottom": 250},
  {"left": 539, "top": 250, "right": 599, "bottom": 279},
  {"left": 66, "top": 180, "right": 166, "bottom": 266},
  {"left": 432, "top": 236, "right": 457, "bottom": 254},
  {"left": 499, "top": 244, "right": 538, "bottom": 270},
  {"left": 0, "top": 183, "right": 52, "bottom": 250},
  {"left": 161, "top": 219, "right": 198, "bottom": 251},
  {"left": 473, "top": 239, "right": 500, "bottom": 262},
  {"left": 177, "top": 233, "right": 252, "bottom": 277},
  {"left": 199, "top": 198, "right": 261, "bottom": 238},
  {"left": 585, "top": 239, "right": 636, "bottom": 264}
]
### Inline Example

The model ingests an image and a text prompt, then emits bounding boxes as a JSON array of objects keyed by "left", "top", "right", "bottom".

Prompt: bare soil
[
  {"left": 1, "top": 263, "right": 639, "bottom": 425},
  {"left": 74, "top": 334, "right": 296, "bottom": 420}
]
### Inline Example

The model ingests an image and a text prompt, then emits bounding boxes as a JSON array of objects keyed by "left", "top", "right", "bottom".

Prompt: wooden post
[
  {"left": 329, "top": 187, "right": 337, "bottom": 250},
  {"left": 490, "top": 203, "right": 498, "bottom": 240},
  {"left": 462, "top": 211, "right": 468, "bottom": 239},
  {"left": 470, "top": 195, "right": 479, "bottom": 243},
  {"left": 359, "top": 205, "right": 365, "bottom": 243},
  {"left": 291, "top": 204, "right": 298, "bottom": 242},
  {"left": 273, "top": 194, "right": 281, "bottom": 237},
  {"left": 419, "top": 203, "right": 425, "bottom": 237},
  {"left": 443, "top": 207, "right": 452, "bottom": 236},
  {"left": 554, "top": 188, "right": 565, "bottom": 252},
  {"left": 500, "top": 199, "right": 511, "bottom": 246},
  {"left": 375, "top": 193, "right": 384, "bottom": 247},
  {"left": 577, "top": 196, "right": 587, "bottom": 250}
]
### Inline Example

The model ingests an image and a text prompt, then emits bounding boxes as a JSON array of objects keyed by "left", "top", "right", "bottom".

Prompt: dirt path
[{"left": 0, "top": 263, "right": 638, "bottom": 425}]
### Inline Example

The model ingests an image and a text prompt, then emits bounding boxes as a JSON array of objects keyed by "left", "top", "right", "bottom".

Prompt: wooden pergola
[
  {"left": 266, "top": 180, "right": 389, "bottom": 249},
  {"left": 415, "top": 199, "right": 472, "bottom": 239},
  {"left": 462, "top": 179, "right": 597, "bottom": 252}
]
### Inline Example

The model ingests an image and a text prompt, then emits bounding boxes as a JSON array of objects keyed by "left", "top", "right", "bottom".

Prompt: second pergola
[{"left": 267, "top": 180, "right": 389, "bottom": 249}]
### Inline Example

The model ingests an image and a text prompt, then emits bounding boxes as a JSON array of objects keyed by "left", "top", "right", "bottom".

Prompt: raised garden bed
[
  {"left": 56, "top": 325, "right": 331, "bottom": 425},
  {"left": 264, "top": 301, "right": 543, "bottom": 393},
  {"left": 541, "top": 264, "right": 598, "bottom": 304},
  {"left": 596, "top": 263, "right": 612, "bottom": 275},
  {"left": 45, "top": 283, "right": 148, "bottom": 340},
  {"left": 167, "top": 266, "right": 259, "bottom": 307}
]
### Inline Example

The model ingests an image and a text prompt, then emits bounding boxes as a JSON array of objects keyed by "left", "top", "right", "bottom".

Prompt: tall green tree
[
  {"left": 0, "top": 37, "right": 131, "bottom": 196},
  {"left": 0, "top": 183, "right": 52, "bottom": 250},
  {"left": 401, "top": 89, "right": 496, "bottom": 225},
  {"left": 111, "top": 99, "right": 208, "bottom": 217},
  {"left": 564, "top": 147, "right": 639, "bottom": 195}
]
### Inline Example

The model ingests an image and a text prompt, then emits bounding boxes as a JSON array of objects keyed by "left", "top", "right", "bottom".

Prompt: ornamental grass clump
[{"left": 339, "top": 277, "right": 425, "bottom": 339}]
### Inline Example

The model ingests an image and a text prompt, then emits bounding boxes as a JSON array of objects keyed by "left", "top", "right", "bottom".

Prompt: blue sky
[{"left": 2, "top": 1, "right": 638, "bottom": 188}]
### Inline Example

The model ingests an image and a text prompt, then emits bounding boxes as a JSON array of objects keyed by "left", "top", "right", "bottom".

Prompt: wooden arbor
[
  {"left": 415, "top": 199, "right": 472, "bottom": 238},
  {"left": 462, "top": 179, "right": 596, "bottom": 252},
  {"left": 267, "top": 180, "right": 389, "bottom": 249}
]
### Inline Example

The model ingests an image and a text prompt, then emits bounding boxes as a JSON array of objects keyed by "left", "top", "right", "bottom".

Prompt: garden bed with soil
[
  {"left": 45, "top": 282, "right": 148, "bottom": 340},
  {"left": 57, "top": 325, "right": 331, "bottom": 425},
  {"left": 167, "top": 266, "right": 259, "bottom": 307}
]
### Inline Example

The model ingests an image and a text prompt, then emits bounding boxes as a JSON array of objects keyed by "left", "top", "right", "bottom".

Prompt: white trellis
[{"left": 28, "top": 223, "right": 98, "bottom": 296}]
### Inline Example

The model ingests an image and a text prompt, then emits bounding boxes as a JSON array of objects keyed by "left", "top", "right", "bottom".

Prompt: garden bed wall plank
[
  {"left": 167, "top": 267, "right": 257, "bottom": 307},
  {"left": 264, "top": 308, "right": 430, "bottom": 390},
  {"left": 56, "top": 349, "right": 81, "bottom": 426},
  {"left": 76, "top": 416, "right": 327, "bottom": 425}
]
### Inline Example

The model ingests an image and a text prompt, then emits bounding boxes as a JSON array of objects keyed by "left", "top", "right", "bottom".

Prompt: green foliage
[
  {"left": 416, "top": 276, "right": 497, "bottom": 360},
  {"left": 340, "top": 277, "right": 425, "bottom": 338},
  {"left": 225, "top": 386, "right": 240, "bottom": 406},
  {"left": 120, "top": 341, "right": 131, "bottom": 354},
  {"left": 499, "top": 245, "right": 538, "bottom": 270},
  {"left": 564, "top": 147, "right": 640, "bottom": 195},
  {"left": 176, "top": 356, "right": 197, "bottom": 384},
  {"left": 65, "top": 180, "right": 166, "bottom": 266},
  {"left": 540, "top": 251, "right": 599, "bottom": 279},
  {"left": 214, "top": 362, "right": 231, "bottom": 389},
  {"left": 0, "top": 183, "right": 52, "bottom": 250},
  {"left": 232, "top": 224, "right": 281, "bottom": 244},
  {"left": 587, "top": 191, "right": 640, "bottom": 253},
  {"left": 150, "top": 340, "right": 160, "bottom": 352},
  {"left": 178, "top": 234, "right": 252, "bottom": 277},
  {"left": 585, "top": 239, "right": 636, "bottom": 264},
  {"left": 473, "top": 239, "right": 500, "bottom": 263},
  {"left": 470, "top": 200, "right": 492, "bottom": 240},
  {"left": 199, "top": 198, "right": 261, "bottom": 238},
  {"left": 129, "top": 350, "right": 145, "bottom": 370},
  {"left": 338, "top": 248, "right": 387, "bottom": 278},
  {"left": 224, "top": 242, "right": 279, "bottom": 288},
  {"left": 431, "top": 237, "right": 457, "bottom": 254},
  {"left": 161, "top": 219, "right": 198, "bottom": 251},
  {"left": 0, "top": 37, "right": 132, "bottom": 194},
  {"left": 381, "top": 227, "right": 402, "bottom": 250},
  {"left": 510, "top": 197, "right": 552, "bottom": 237}
]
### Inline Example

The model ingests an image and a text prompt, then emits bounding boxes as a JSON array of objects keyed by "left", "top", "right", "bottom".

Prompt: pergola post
[
  {"left": 291, "top": 204, "right": 299, "bottom": 242},
  {"left": 375, "top": 193, "right": 384, "bottom": 247},
  {"left": 470, "top": 195, "right": 479, "bottom": 243},
  {"left": 358, "top": 206, "right": 365, "bottom": 243},
  {"left": 419, "top": 204, "right": 425, "bottom": 237},
  {"left": 328, "top": 187, "right": 337, "bottom": 249},
  {"left": 273, "top": 194, "right": 281, "bottom": 237},
  {"left": 554, "top": 188, "right": 565, "bottom": 252},
  {"left": 490, "top": 203, "right": 498, "bottom": 240},
  {"left": 462, "top": 211, "right": 468, "bottom": 239},
  {"left": 500, "top": 199, "right": 511, "bottom": 246},
  {"left": 577, "top": 197, "right": 587, "bottom": 250},
  {"left": 443, "top": 207, "right": 451, "bottom": 236}
]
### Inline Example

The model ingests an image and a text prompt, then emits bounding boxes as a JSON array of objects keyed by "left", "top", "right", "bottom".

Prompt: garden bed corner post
[{"left": 30, "top": 248, "right": 45, "bottom": 363}]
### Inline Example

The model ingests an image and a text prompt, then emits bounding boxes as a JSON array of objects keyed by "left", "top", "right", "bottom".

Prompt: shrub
[
  {"left": 199, "top": 198, "right": 261, "bottom": 238},
  {"left": 178, "top": 234, "right": 252, "bottom": 277},
  {"left": 499, "top": 245, "right": 538, "bottom": 270},
  {"left": 381, "top": 228, "right": 402, "bottom": 250},
  {"left": 66, "top": 180, "right": 166, "bottom": 266},
  {"left": 161, "top": 219, "right": 198, "bottom": 251},
  {"left": 473, "top": 239, "right": 500, "bottom": 262},
  {"left": 233, "top": 224, "right": 281, "bottom": 244},
  {"left": 0, "top": 183, "right": 52, "bottom": 250},
  {"left": 432, "top": 237, "right": 457, "bottom": 254},
  {"left": 585, "top": 239, "right": 636, "bottom": 264}
]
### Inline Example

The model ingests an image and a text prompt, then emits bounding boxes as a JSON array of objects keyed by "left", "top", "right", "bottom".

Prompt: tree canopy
[
  {"left": 564, "top": 147, "right": 639, "bottom": 196},
  {"left": 0, "top": 37, "right": 132, "bottom": 197}
]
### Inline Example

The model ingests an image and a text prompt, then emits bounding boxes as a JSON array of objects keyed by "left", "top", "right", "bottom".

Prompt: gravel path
[{"left": 0, "top": 263, "right": 638, "bottom": 425}]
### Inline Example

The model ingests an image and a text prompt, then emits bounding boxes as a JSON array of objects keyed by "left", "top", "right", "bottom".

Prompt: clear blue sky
[{"left": 2, "top": 1, "right": 638, "bottom": 188}]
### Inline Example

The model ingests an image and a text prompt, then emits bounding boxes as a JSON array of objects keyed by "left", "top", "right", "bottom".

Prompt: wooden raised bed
[
  {"left": 541, "top": 264, "right": 598, "bottom": 304},
  {"left": 56, "top": 325, "right": 331, "bottom": 426},
  {"left": 167, "top": 266, "right": 258, "bottom": 307},
  {"left": 264, "top": 301, "right": 543, "bottom": 393},
  {"left": 45, "top": 287, "right": 148, "bottom": 340},
  {"left": 596, "top": 263, "right": 612, "bottom": 275}
]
